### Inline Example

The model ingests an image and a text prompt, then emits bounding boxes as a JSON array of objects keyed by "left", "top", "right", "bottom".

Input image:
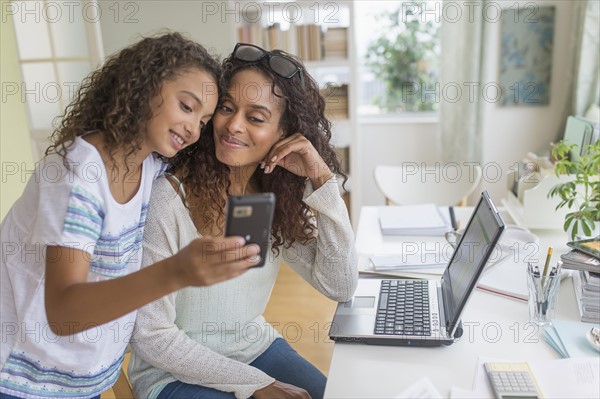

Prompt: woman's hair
[
  {"left": 47, "top": 32, "right": 221, "bottom": 164},
  {"left": 170, "top": 49, "right": 348, "bottom": 254}
]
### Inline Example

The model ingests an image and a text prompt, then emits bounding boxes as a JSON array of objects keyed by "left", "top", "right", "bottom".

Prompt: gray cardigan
[{"left": 128, "top": 175, "right": 358, "bottom": 399}]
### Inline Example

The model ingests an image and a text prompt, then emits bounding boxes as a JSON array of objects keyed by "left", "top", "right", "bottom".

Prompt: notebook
[
  {"left": 378, "top": 204, "right": 451, "bottom": 236},
  {"left": 329, "top": 191, "right": 505, "bottom": 346}
]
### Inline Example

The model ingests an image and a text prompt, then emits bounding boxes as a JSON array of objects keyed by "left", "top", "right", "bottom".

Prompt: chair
[
  {"left": 374, "top": 163, "right": 482, "bottom": 206},
  {"left": 109, "top": 363, "right": 134, "bottom": 399}
]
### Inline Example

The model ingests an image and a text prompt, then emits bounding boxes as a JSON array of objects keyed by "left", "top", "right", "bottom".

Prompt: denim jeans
[
  {"left": 0, "top": 394, "right": 100, "bottom": 399},
  {"left": 157, "top": 338, "right": 326, "bottom": 399}
]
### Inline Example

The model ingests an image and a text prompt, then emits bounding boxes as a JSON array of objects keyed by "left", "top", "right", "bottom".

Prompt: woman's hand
[
  {"left": 253, "top": 381, "right": 311, "bottom": 399},
  {"left": 261, "top": 133, "right": 334, "bottom": 189},
  {"left": 173, "top": 236, "right": 261, "bottom": 286}
]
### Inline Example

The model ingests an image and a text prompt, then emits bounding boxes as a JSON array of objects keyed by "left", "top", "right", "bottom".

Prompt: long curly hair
[
  {"left": 170, "top": 47, "right": 348, "bottom": 254},
  {"left": 46, "top": 32, "right": 221, "bottom": 165}
]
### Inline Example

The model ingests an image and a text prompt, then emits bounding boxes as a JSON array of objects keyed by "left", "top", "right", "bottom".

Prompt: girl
[
  {"left": 128, "top": 43, "right": 358, "bottom": 399},
  {"left": 0, "top": 33, "right": 260, "bottom": 399}
]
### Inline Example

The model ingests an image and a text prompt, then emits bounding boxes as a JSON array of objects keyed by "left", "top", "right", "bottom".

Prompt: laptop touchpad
[{"left": 344, "top": 296, "right": 376, "bottom": 308}]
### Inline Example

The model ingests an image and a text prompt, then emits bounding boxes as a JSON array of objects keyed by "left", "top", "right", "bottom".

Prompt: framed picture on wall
[{"left": 499, "top": 6, "right": 556, "bottom": 107}]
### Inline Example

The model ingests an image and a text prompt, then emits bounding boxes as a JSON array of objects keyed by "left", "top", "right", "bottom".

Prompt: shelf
[
  {"left": 303, "top": 59, "right": 351, "bottom": 69},
  {"left": 231, "top": 0, "right": 358, "bottom": 220}
]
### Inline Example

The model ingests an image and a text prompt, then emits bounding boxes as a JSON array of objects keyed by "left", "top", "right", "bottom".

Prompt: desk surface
[{"left": 324, "top": 206, "right": 580, "bottom": 398}]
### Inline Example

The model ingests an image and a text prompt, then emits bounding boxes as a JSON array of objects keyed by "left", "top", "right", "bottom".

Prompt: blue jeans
[
  {"left": 0, "top": 395, "right": 99, "bottom": 399},
  {"left": 157, "top": 338, "right": 326, "bottom": 399}
]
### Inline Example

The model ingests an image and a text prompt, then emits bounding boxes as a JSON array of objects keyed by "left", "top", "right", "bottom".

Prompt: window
[
  {"left": 8, "top": 0, "right": 104, "bottom": 160},
  {"left": 355, "top": 1, "right": 441, "bottom": 116}
]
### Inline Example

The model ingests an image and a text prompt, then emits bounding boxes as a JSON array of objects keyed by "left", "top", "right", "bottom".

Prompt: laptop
[{"left": 329, "top": 191, "right": 505, "bottom": 346}]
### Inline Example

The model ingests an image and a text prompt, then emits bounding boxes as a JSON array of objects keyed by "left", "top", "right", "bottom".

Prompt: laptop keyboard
[{"left": 374, "top": 280, "right": 431, "bottom": 336}]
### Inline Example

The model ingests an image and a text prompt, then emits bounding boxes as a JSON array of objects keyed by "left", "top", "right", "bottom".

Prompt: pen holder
[{"left": 526, "top": 264, "right": 561, "bottom": 326}]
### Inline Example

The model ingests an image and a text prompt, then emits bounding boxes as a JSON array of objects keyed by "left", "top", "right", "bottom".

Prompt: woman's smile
[{"left": 219, "top": 134, "right": 248, "bottom": 148}]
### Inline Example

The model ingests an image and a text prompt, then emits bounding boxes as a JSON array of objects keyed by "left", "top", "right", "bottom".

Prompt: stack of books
[
  {"left": 236, "top": 24, "right": 349, "bottom": 62},
  {"left": 321, "top": 84, "right": 349, "bottom": 119},
  {"left": 561, "top": 249, "right": 600, "bottom": 323},
  {"left": 295, "top": 24, "right": 324, "bottom": 61},
  {"left": 323, "top": 27, "right": 348, "bottom": 59}
]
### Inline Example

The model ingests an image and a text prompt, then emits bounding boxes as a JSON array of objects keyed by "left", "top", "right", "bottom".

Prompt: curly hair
[
  {"left": 170, "top": 47, "right": 348, "bottom": 254},
  {"left": 46, "top": 32, "right": 221, "bottom": 166}
]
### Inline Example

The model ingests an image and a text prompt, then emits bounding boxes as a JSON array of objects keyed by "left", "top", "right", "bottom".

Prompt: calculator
[{"left": 484, "top": 362, "right": 542, "bottom": 399}]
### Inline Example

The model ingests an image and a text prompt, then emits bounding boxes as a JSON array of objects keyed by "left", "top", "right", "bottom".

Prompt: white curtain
[
  {"left": 439, "top": 1, "right": 485, "bottom": 163},
  {"left": 572, "top": 0, "right": 600, "bottom": 117}
]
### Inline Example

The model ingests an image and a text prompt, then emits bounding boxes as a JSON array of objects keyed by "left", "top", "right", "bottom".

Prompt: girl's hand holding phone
[{"left": 174, "top": 236, "right": 260, "bottom": 286}]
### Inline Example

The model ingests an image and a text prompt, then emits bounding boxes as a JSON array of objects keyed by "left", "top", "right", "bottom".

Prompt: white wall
[
  {"left": 479, "top": 0, "right": 577, "bottom": 202},
  {"left": 353, "top": 120, "right": 440, "bottom": 208},
  {"left": 99, "top": 1, "right": 235, "bottom": 57},
  {"left": 1, "top": 4, "right": 35, "bottom": 220}
]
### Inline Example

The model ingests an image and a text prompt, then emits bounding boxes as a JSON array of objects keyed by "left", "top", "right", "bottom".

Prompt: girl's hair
[
  {"left": 170, "top": 49, "right": 348, "bottom": 254},
  {"left": 47, "top": 32, "right": 221, "bottom": 164}
]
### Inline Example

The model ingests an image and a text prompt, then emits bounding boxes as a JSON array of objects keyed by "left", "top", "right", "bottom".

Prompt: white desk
[{"left": 324, "top": 206, "right": 581, "bottom": 398}]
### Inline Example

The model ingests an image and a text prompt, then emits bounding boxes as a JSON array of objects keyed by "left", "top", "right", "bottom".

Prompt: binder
[{"left": 563, "top": 116, "right": 593, "bottom": 162}]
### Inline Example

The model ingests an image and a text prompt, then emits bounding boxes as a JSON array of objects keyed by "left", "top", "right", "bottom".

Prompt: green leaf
[{"left": 582, "top": 220, "right": 592, "bottom": 237}]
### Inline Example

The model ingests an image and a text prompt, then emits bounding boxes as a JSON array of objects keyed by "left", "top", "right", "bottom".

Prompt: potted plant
[
  {"left": 547, "top": 140, "right": 600, "bottom": 239},
  {"left": 364, "top": 5, "right": 440, "bottom": 112}
]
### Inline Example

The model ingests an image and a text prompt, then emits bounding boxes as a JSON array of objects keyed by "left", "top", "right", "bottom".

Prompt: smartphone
[{"left": 225, "top": 193, "right": 276, "bottom": 267}]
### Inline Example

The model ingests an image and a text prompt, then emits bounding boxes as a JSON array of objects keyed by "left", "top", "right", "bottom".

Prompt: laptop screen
[{"left": 441, "top": 191, "right": 505, "bottom": 334}]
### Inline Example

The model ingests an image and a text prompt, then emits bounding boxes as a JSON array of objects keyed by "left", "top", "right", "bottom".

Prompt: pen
[
  {"left": 541, "top": 247, "right": 553, "bottom": 288},
  {"left": 449, "top": 206, "right": 457, "bottom": 231}
]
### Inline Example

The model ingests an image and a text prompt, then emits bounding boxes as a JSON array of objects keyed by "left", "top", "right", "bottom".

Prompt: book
[
  {"left": 560, "top": 249, "right": 600, "bottom": 273},
  {"left": 476, "top": 259, "right": 529, "bottom": 302},
  {"left": 378, "top": 204, "right": 451, "bottom": 236},
  {"left": 566, "top": 236, "right": 600, "bottom": 258}
]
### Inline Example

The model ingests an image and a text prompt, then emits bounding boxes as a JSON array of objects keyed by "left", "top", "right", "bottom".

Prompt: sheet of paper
[
  {"left": 449, "top": 386, "right": 483, "bottom": 399},
  {"left": 371, "top": 253, "right": 447, "bottom": 272},
  {"left": 532, "top": 357, "right": 600, "bottom": 398},
  {"left": 396, "top": 377, "right": 443, "bottom": 399}
]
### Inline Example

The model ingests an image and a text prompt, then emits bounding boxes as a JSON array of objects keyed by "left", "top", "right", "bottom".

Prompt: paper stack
[
  {"left": 560, "top": 249, "right": 600, "bottom": 273},
  {"left": 572, "top": 271, "right": 600, "bottom": 323},
  {"left": 370, "top": 252, "right": 448, "bottom": 274},
  {"left": 543, "top": 319, "right": 600, "bottom": 358},
  {"left": 378, "top": 204, "right": 451, "bottom": 236},
  {"left": 560, "top": 248, "right": 600, "bottom": 323}
]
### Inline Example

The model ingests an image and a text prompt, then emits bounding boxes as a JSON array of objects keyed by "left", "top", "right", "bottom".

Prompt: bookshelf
[{"left": 231, "top": 1, "right": 357, "bottom": 216}]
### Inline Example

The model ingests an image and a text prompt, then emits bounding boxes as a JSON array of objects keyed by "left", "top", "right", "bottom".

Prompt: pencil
[{"left": 541, "top": 247, "right": 553, "bottom": 287}]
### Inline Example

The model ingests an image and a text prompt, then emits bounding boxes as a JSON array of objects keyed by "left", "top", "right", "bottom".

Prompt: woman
[{"left": 128, "top": 43, "right": 358, "bottom": 399}]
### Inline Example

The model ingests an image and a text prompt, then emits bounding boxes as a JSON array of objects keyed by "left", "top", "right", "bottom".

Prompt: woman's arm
[
  {"left": 259, "top": 132, "right": 358, "bottom": 302},
  {"left": 283, "top": 175, "right": 358, "bottom": 302}
]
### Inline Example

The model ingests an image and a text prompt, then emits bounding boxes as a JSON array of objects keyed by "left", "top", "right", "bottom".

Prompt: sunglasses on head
[{"left": 232, "top": 43, "right": 305, "bottom": 88}]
